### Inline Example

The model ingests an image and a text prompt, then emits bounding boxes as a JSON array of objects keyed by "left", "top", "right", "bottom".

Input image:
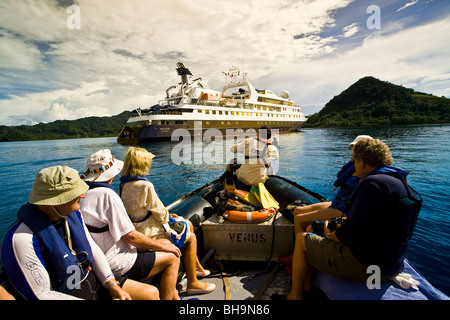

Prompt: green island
[
  {"left": 304, "top": 76, "right": 450, "bottom": 128},
  {"left": 0, "top": 76, "right": 448, "bottom": 142},
  {"left": 0, "top": 111, "right": 130, "bottom": 142}
]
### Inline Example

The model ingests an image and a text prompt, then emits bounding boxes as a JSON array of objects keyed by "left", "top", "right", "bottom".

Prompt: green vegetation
[
  {"left": 305, "top": 76, "right": 450, "bottom": 128},
  {"left": 1, "top": 76, "right": 448, "bottom": 142},
  {"left": 0, "top": 111, "right": 131, "bottom": 142}
]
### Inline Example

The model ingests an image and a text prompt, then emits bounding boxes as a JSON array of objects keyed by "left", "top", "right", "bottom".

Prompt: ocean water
[{"left": 0, "top": 124, "right": 448, "bottom": 297}]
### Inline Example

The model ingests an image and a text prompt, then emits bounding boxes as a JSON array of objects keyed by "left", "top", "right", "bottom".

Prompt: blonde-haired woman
[{"left": 120, "top": 147, "right": 215, "bottom": 296}]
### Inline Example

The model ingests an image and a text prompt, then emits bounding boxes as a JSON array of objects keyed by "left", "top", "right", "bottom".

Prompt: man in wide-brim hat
[{"left": 1, "top": 165, "right": 134, "bottom": 300}]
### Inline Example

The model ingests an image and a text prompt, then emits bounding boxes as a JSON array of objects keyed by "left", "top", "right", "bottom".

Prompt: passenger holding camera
[
  {"left": 292, "top": 135, "right": 372, "bottom": 235},
  {"left": 275, "top": 138, "right": 422, "bottom": 300}
]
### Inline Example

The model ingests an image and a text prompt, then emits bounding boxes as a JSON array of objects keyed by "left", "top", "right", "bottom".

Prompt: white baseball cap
[{"left": 350, "top": 135, "right": 373, "bottom": 146}]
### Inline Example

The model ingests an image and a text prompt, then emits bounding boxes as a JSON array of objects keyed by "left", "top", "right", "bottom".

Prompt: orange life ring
[{"left": 223, "top": 207, "right": 277, "bottom": 223}]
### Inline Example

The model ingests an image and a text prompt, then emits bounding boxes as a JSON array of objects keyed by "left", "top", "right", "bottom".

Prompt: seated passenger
[
  {"left": 119, "top": 147, "right": 215, "bottom": 296},
  {"left": 292, "top": 135, "right": 373, "bottom": 235},
  {"left": 1, "top": 166, "right": 132, "bottom": 300},
  {"left": 229, "top": 125, "right": 279, "bottom": 188},
  {"left": 275, "top": 138, "right": 422, "bottom": 300},
  {"left": 79, "top": 149, "right": 181, "bottom": 300}
]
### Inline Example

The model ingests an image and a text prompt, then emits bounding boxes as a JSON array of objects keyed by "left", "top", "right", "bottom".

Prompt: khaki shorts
[{"left": 305, "top": 233, "right": 368, "bottom": 282}]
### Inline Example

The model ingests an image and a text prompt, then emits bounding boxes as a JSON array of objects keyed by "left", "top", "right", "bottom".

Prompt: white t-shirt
[
  {"left": 80, "top": 187, "right": 137, "bottom": 276},
  {"left": 231, "top": 137, "right": 279, "bottom": 187}
]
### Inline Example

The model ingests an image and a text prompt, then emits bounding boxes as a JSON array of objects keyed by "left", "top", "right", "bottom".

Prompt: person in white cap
[
  {"left": 278, "top": 135, "right": 373, "bottom": 269},
  {"left": 80, "top": 149, "right": 182, "bottom": 300},
  {"left": 292, "top": 135, "right": 374, "bottom": 232},
  {"left": 1, "top": 166, "right": 132, "bottom": 300},
  {"left": 277, "top": 138, "right": 421, "bottom": 300}
]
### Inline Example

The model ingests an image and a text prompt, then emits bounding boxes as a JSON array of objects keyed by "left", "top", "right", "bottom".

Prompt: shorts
[
  {"left": 121, "top": 249, "right": 156, "bottom": 282},
  {"left": 305, "top": 233, "right": 368, "bottom": 282}
]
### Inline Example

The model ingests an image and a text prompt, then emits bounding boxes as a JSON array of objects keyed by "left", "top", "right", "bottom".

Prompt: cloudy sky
[{"left": 0, "top": 0, "right": 449, "bottom": 126}]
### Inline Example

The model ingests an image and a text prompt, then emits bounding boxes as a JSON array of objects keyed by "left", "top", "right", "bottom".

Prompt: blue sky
[{"left": 0, "top": 0, "right": 449, "bottom": 125}]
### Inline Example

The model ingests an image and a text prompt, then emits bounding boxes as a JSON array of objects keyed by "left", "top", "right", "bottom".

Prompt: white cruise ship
[{"left": 117, "top": 62, "right": 307, "bottom": 144}]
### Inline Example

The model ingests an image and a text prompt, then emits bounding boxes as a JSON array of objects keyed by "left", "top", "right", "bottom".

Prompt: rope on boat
[
  {"left": 252, "top": 263, "right": 281, "bottom": 300},
  {"left": 218, "top": 260, "right": 232, "bottom": 300}
]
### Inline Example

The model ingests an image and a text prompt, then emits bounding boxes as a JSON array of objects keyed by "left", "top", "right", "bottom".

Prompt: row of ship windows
[
  {"left": 155, "top": 120, "right": 295, "bottom": 126},
  {"left": 200, "top": 109, "right": 303, "bottom": 118}
]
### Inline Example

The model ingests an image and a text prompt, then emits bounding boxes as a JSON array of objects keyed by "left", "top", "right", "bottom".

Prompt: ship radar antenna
[
  {"left": 176, "top": 61, "right": 193, "bottom": 87},
  {"left": 176, "top": 62, "right": 192, "bottom": 76}
]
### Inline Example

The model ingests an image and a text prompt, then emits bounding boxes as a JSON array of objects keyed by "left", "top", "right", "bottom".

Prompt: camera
[{"left": 311, "top": 217, "right": 344, "bottom": 236}]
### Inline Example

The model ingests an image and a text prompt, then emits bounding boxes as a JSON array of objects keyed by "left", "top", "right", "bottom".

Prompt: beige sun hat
[
  {"left": 29, "top": 166, "right": 89, "bottom": 205},
  {"left": 80, "top": 149, "right": 124, "bottom": 182}
]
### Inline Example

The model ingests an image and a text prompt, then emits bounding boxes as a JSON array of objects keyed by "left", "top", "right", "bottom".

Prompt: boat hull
[{"left": 117, "top": 120, "right": 305, "bottom": 144}]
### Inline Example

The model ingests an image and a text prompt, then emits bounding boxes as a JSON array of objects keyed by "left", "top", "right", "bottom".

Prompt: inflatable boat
[{"left": 166, "top": 175, "right": 449, "bottom": 300}]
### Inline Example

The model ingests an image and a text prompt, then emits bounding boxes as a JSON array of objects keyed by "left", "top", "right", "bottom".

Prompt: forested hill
[
  {"left": 0, "top": 111, "right": 131, "bottom": 142},
  {"left": 305, "top": 76, "right": 450, "bottom": 127}
]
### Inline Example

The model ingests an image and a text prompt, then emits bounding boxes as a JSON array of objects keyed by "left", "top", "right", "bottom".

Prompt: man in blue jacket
[{"left": 277, "top": 138, "right": 421, "bottom": 300}]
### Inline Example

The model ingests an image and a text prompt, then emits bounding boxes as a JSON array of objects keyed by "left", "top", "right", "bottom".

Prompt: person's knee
[
  {"left": 293, "top": 205, "right": 310, "bottom": 216},
  {"left": 295, "top": 232, "right": 308, "bottom": 250},
  {"left": 143, "top": 284, "right": 160, "bottom": 300},
  {"left": 168, "top": 252, "right": 180, "bottom": 266},
  {"left": 188, "top": 220, "right": 195, "bottom": 232},
  {"left": 187, "top": 232, "right": 197, "bottom": 245},
  {"left": 158, "top": 251, "right": 180, "bottom": 268}
]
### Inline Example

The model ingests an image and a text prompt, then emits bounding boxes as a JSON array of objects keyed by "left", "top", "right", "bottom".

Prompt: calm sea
[{"left": 0, "top": 125, "right": 449, "bottom": 296}]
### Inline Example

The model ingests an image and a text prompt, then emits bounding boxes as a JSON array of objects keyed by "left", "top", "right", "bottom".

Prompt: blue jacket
[
  {"left": 330, "top": 160, "right": 359, "bottom": 215},
  {"left": 336, "top": 166, "right": 422, "bottom": 276}
]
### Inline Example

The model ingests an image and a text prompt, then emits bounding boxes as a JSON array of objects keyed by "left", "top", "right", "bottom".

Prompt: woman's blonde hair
[
  {"left": 121, "top": 147, "right": 155, "bottom": 177},
  {"left": 352, "top": 138, "right": 393, "bottom": 168}
]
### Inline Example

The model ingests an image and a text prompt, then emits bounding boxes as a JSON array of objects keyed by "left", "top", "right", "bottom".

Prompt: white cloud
[
  {"left": 397, "top": 0, "right": 419, "bottom": 12},
  {"left": 0, "top": 0, "right": 356, "bottom": 125},
  {"left": 265, "top": 16, "right": 450, "bottom": 114},
  {"left": 0, "top": 30, "right": 42, "bottom": 71},
  {"left": 0, "top": 80, "right": 163, "bottom": 125},
  {"left": 0, "top": 0, "right": 449, "bottom": 125},
  {"left": 342, "top": 22, "right": 361, "bottom": 38}
]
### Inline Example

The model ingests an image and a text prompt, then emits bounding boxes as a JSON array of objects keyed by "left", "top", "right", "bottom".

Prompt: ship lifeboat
[
  {"left": 220, "top": 97, "right": 237, "bottom": 107},
  {"left": 200, "top": 92, "right": 220, "bottom": 105},
  {"left": 223, "top": 207, "right": 277, "bottom": 223}
]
